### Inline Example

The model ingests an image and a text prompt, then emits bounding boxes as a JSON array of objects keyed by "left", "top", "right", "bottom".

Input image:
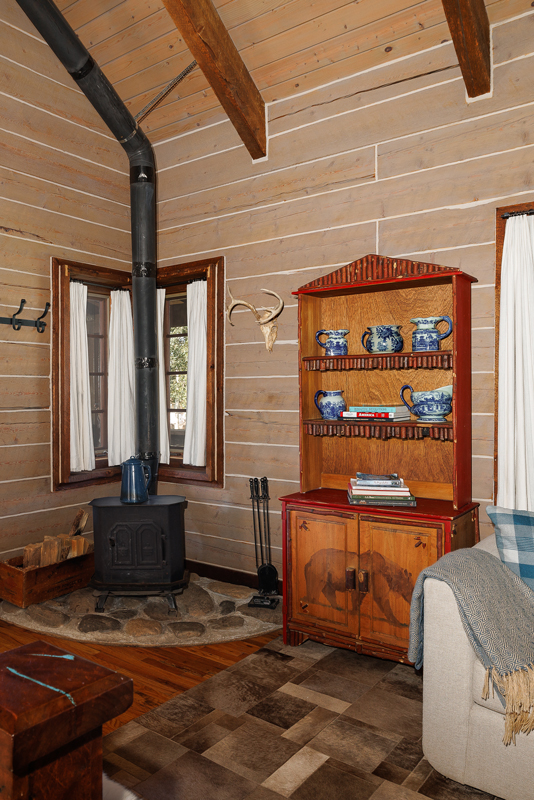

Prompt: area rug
[
  {"left": 103, "top": 773, "right": 138, "bottom": 800},
  {"left": 0, "top": 574, "right": 282, "bottom": 646},
  {"left": 100, "top": 637, "right": 474, "bottom": 800}
]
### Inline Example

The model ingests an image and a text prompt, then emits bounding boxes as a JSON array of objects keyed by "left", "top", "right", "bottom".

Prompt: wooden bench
[{"left": 0, "top": 640, "right": 133, "bottom": 799}]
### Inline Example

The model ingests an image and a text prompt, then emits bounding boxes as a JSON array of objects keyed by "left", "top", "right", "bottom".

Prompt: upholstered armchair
[{"left": 422, "top": 534, "right": 534, "bottom": 800}]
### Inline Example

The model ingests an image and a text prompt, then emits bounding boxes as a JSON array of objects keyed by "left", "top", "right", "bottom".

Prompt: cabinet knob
[
  {"left": 299, "top": 600, "right": 309, "bottom": 611},
  {"left": 414, "top": 537, "right": 426, "bottom": 549},
  {"left": 299, "top": 521, "right": 309, "bottom": 531}
]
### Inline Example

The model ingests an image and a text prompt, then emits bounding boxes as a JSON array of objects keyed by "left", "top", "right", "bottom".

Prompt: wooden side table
[{"left": 0, "top": 640, "right": 133, "bottom": 799}]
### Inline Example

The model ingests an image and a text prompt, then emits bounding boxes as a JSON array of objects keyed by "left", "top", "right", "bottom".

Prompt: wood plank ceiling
[{"left": 54, "top": 0, "right": 492, "bottom": 146}]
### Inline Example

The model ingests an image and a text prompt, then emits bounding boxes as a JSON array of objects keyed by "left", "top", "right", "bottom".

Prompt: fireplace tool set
[{"left": 248, "top": 477, "right": 279, "bottom": 609}]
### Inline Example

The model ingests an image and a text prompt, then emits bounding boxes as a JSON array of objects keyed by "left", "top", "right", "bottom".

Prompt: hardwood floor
[{"left": 0, "top": 618, "right": 280, "bottom": 733}]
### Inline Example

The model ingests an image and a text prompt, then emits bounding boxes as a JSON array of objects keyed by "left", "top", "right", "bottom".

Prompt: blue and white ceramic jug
[
  {"left": 314, "top": 390, "right": 346, "bottom": 420},
  {"left": 361, "top": 325, "right": 403, "bottom": 354},
  {"left": 400, "top": 384, "right": 453, "bottom": 423},
  {"left": 315, "top": 329, "right": 349, "bottom": 356},
  {"left": 410, "top": 316, "right": 453, "bottom": 351}
]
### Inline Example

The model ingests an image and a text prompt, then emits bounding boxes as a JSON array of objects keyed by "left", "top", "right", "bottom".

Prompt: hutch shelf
[{"left": 281, "top": 254, "right": 480, "bottom": 663}]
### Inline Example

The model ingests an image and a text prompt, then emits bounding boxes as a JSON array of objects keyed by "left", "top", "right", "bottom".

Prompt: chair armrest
[{"left": 422, "top": 577, "right": 476, "bottom": 781}]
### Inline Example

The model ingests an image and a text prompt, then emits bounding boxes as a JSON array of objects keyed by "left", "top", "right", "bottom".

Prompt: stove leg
[
  {"left": 166, "top": 593, "right": 178, "bottom": 615},
  {"left": 95, "top": 592, "right": 109, "bottom": 613}
]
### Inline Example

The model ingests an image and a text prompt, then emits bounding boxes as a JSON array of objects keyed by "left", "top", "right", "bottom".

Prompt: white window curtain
[
  {"left": 183, "top": 280, "right": 207, "bottom": 466},
  {"left": 497, "top": 214, "right": 534, "bottom": 510},
  {"left": 157, "top": 288, "right": 170, "bottom": 464},
  {"left": 70, "top": 281, "right": 95, "bottom": 472},
  {"left": 107, "top": 290, "right": 136, "bottom": 466}
]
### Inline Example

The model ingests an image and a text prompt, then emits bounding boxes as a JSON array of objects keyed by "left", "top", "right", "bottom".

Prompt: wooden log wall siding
[
  {"left": 0, "top": 2, "right": 130, "bottom": 559},
  {"left": 154, "top": 4, "right": 534, "bottom": 561},
  {"left": 0, "top": 0, "right": 531, "bottom": 573}
]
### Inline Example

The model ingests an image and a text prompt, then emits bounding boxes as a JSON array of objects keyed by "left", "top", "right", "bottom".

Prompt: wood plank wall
[
  {"left": 156, "top": 4, "right": 534, "bottom": 565},
  {"left": 2, "top": 0, "right": 532, "bottom": 573},
  {"left": 0, "top": 2, "right": 129, "bottom": 558}
]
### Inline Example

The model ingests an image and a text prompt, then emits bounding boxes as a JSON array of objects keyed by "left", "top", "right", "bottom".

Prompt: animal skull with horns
[{"left": 227, "top": 286, "right": 284, "bottom": 352}]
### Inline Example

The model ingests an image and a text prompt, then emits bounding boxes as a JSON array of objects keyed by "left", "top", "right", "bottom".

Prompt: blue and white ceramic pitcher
[
  {"left": 361, "top": 325, "right": 403, "bottom": 354},
  {"left": 314, "top": 390, "right": 346, "bottom": 420},
  {"left": 315, "top": 329, "right": 349, "bottom": 356},
  {"left": 410, "top": 316, "right": 452, "bottom": 351}
]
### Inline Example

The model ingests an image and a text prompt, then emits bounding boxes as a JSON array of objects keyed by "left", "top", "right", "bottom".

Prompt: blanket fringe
[{"left": 484, "top": 664, "right": 534, "bottom": 745}]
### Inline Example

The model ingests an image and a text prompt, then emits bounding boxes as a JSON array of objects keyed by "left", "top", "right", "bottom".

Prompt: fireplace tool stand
[{"left": 248, "top": 477, "right": 279, "bottom": 609}]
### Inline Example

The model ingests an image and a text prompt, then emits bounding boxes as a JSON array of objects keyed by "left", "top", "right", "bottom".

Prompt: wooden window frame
[
  {"left": 52, "top": 256, "right": 224, "bottom": 491},
  {"left": 52, "top": 258, "right": 131, "bottom": 491},
  {"left": 157, "top": 257, "right": 224, "bottom": 488},
  {"left": 494, "top": 202, "right": 534, "bottom": 500}
]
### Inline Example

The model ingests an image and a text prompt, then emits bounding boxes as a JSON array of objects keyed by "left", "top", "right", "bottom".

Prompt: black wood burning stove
[{"left": 89, "top": 496, "right": 188, "bottom": 612}]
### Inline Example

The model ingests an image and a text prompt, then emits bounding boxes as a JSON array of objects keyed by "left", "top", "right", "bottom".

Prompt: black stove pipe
[{"left": 16, "top": 0, "right": 160, "bottom": 492}]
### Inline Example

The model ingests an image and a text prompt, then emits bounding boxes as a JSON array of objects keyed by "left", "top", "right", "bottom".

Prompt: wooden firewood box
[{"left": 0, "top": 553, "right": 94, "bottom": 608}]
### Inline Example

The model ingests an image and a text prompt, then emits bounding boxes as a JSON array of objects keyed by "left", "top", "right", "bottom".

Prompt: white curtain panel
[
  {"left": 183, "top": 280, "right": 207, "bottom": 466},
  {"left": 70, "top": 281, "right": 95, "bottom": 472},
  {"left": 107, "top": 290, "right": 136, "bottom": 466},
  {"left": 157, "top": 288, "right": 170, "bottom": 464},
  {"left": 497, "top": 214, "right": 534, "bottom": 510}
]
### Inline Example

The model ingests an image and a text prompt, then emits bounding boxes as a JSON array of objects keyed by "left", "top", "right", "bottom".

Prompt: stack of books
[
  {"left": 340, "top": 405, "right": 411, "bottom": 421},
  {"left": 347, "top": 472, "right": 416, "bottom": 506}
]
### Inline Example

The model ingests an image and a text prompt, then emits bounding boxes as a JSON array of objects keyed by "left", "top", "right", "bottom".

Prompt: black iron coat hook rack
[{"left": 0, "top": 299, "right": 50, "bottom": 333}]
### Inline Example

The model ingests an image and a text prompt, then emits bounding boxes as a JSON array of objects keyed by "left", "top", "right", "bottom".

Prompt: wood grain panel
[
  {"left": 158, "top": 475, "right": 295, "bottom": 512},
  {"left": 225, "top": 441, "right": 299, "bottom": 481},
  {"left": 0, "top": 60, "right": 111, "bottom": 137},
  {"left": 222, "top": 225, "right": 377, "bottom": 281},
  {"left": 76, "top": 1, "right": 165, "bottom": 48},
  {"left": 0, "top": 411, "right": 49, "bottom": 446},
  {"left": 0, "top": 235, "right": 129, "bottom": 279},
  {"left": 472, "top": 455, "right": 493, "bottom": 500},
  {"left": 379, "top": 205, "right": 494, "bottom": 256},
  {"left": 0, "top": 342, "right": 49, "bottom": 377},
  {"left": 186, "top": 500, "right": 281, "bottom": 547},
  {"left": 492, "top": 8, "right": 534, "bottom": 65},
  {"left": 0, "top": 128, "right": 128, "bottom": 205},
  {"left": 226, "top": 343, "right": 297, "bottom": 377},
  {"left": 0, "top": 200, "right": 130, "bottom": 262},
  {"left": 61, "top": 0, "right": 141, "bottom": 30},
  {"left": 0, "top": 477, "right": 118, "bottom": 519},
  {"left": 0, "top": 20, "right": 79, "bottom": 90},
  {"left": 472, "top": 287, "right": 495, "bottom": 328},
  {"left": 185, "top": 532, "right": 281, "bottom": 574},
  {"left": 471, "top": 328, "right": 494, "bottom": 373},
  {"left": 0, "top": 505, "right": 93, "bottom": 553},
  {"left": 0, "top": 93, "right": 126, "bottom": 173},
  {"left": 378, "top": 105, "right": 534, "bottom": 180},
  {"left": 399, "top": 244, "right": 495, "bottom": 284},
  {"left": 158, "top": 147, "right": 375, "bottom": 223},
  {"left": 0, "top": 443, "right": 50, "bottom": 481},
  {"left": 0, "top": 167, "right": 129, "bottom": 231},
  {"left": 225, "top": 409, "right": 299, "bottom": 445},
  {"left": 0, "top": 284, "right": 50, "bottom": 313},
  {"left": 472, "top": 373, "right": 495, "bottom": 414},
  {"left": 225, "top": 376, "right": 298, "bottom": 411},
  {"left": 0, "top": 377, "right": 49, "bottom": 409},
  {"left": 153, "top": 120, "right": 241, "bottom": 170}
]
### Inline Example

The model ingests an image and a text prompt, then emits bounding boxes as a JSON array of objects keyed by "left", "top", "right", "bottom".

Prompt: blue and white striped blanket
[{"left": 408, "top": 547, "right": 534, "bottom": 744}]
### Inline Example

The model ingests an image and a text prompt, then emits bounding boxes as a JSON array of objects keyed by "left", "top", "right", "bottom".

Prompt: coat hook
[
  {"left": 11, "top": 299, "right": 26, "bottom": 331},
  {"left": 35, "top": 302, "right": 50, "bottom": 333}
]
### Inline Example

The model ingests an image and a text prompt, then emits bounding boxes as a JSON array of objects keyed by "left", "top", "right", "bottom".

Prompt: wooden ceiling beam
[
  {"left": 441, "top": 0, "right": 491, "bottom": 97},
  {"left": 161, "top": 0, "right": 266, "bottom": 159}
]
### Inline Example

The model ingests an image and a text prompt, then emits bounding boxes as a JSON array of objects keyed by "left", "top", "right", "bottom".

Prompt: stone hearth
[{"left": 0, "top": 575, "right": 282, "bottom": 646}]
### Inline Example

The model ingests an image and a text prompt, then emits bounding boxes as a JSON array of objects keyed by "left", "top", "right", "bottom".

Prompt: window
[
  {"left": 157, "top": 257, "right": 224, "bottom": 486},
  {"left": 52, "top": 259, "right": 131, "bottom": 490},
  {"left": 52, "top": 256, "right": 224, "bottom": 490}
]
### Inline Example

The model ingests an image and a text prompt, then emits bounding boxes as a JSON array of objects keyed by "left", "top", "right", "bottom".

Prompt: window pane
[
  {"left": 169, "top": 411, "right": 186, "bottom": 455},
  {"left": 169, "top": 296, "right": 187, "bottom": 332},
  {"left": 169, "top": 374, "right": 187, "bottom": 410},
  {"left": 169, "top": 336, "right": 188, "bottom": 372},
  {"left": 87, "top": 293, "right": 108, "bottom": 456}
]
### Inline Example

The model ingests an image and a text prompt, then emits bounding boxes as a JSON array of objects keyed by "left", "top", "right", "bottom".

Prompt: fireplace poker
[{"left": 248, "top": 476, "right": 279, "bottom": 609}]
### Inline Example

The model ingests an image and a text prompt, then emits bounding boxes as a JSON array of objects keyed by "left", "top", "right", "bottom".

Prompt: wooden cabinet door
[
  {"left": 358, "top": 515, "right": 441, "bottom": 649},
  {"left": 289, "top": 510, "right": 358, "bottom": 635}
]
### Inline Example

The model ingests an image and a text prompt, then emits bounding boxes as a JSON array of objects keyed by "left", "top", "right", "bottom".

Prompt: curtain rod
[{"left": 501, "top": 209, "right": 534, "bottom": 219}]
